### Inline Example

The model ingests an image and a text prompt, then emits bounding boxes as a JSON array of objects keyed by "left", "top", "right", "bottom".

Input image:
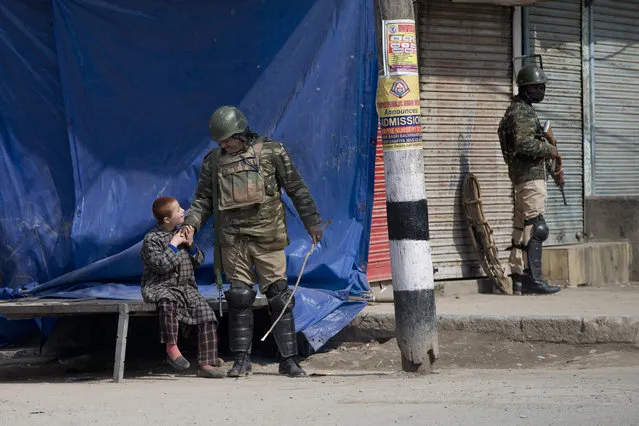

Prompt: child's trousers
[{"left": 158, "top": 299, "right": 219, "bottom": 366}]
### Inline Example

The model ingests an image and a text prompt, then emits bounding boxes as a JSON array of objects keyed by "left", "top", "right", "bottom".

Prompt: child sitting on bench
[{"left": 140, "top": 196, "right": 225, "bottom": 378}]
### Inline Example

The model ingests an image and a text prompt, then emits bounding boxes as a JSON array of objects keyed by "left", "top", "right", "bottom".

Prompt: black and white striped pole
[{"left": 374, "top": 0, "right": 437, "bottom": 373}]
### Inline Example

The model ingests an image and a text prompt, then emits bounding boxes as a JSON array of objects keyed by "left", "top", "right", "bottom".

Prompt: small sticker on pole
[
  {"left": 376, "top": 75, "right": 422, "bottom": 150},
  {"left": 382, "top": 19, "right": 418, "bottom": 76}
]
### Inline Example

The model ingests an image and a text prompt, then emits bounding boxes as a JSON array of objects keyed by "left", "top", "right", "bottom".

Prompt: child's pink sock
[{"left": 166, "top": 343, "right": 182, "bottom": 360}]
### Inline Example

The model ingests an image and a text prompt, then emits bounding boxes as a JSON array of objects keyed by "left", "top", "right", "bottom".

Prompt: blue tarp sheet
[{"left": 0, "top": 0, "right": 377, "bottom": 350}]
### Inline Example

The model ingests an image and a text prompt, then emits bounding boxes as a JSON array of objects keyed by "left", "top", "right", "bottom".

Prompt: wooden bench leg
[{"left": 113, "top": 304, "right": 130, "bottom": 383}]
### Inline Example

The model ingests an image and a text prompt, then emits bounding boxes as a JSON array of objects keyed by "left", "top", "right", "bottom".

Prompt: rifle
[{"left": 542, "top": 120, "right": 567, "bottom": 206}]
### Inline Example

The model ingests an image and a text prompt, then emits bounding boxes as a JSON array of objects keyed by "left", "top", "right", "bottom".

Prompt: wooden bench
[{"left": 0, "top": 297, "right": 267, "bottom": 382}]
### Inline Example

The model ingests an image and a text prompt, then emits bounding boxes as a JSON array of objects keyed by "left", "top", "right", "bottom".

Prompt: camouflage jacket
[
  {"left": 183, "top": 136, "right": 322, "bottom": 251},
  {"left": 498, "top": 96, "right": 556, "bottom": 185}
]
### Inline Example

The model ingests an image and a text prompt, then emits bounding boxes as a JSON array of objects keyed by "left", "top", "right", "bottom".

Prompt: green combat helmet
[
  {"left": 208, "top": 106, "right": 248, "bottom": 142},
  {"left": 516, "top": 64, "right": 548, "bottom": 87}
]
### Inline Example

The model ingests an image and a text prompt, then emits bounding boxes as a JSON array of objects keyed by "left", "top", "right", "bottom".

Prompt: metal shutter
[
  {"left": 592, "top": 0, "right": 639, "bottom": 195},
  {"left": 367, "top": 126, "right": 392, "bottom": 282},
  {"left": 419, "top": 0, "right": 514, "bottom": 279},
  {"left": 528, "top": 0, "right": 584, "bottom": 244}
]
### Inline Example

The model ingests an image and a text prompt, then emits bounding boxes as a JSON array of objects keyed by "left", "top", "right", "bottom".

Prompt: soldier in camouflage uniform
[
  {"left": 498, "top": 64, "right": 563, "bottom": 295},
  {"left": 182, "top": 106, "right": 323, "bottom": 377}
]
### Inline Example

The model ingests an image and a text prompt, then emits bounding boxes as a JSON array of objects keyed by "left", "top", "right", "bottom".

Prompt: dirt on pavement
[
  {"left": 303, "top": 331, "right": 639, "bottom": 373},
  {"left": 1, "top": 330, "right": 638, "bottom": 382}
]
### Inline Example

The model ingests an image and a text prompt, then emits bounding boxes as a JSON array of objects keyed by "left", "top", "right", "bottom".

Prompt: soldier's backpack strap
[
  {"left": 208, "top": 148, "right": 224, "bottom": 287},
  {"left": 250, "top": 136, "right": 286, "bottom": 186},
  {"left": 252, "top": 139, "right": 264, "bottom": 165},
  {"left": 258, "top": 137, "right": 287, "bottom": 187}
]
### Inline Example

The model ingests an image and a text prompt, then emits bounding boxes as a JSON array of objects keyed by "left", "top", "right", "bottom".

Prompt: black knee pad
[
  {"left": 225, "top": 286, "right": 257, "bottom": 309},
  {"left": 524, "top": 215, "right": 549, "bottom": 242},
  {"left": 266, "top": 280, "right": 294, "bottom": 314}
]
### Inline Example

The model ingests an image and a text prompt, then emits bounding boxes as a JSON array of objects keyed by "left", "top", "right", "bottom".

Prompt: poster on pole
[
  {"left": 376, "top": 75, "right": 422, "bottom": 150},
  {"left": 382, "top": 19, "right": 418, "bottom": 76}
]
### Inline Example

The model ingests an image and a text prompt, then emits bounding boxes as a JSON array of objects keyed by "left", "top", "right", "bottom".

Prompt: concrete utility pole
[{"left": 373, "top": 0, "right": 437, "bottom": 373}]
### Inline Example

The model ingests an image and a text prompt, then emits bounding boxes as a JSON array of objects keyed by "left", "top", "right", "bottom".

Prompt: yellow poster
[
  {"left": 383, "top": 19, "right": 418, "bottom": 76},
  {"left": 376, "top": 75, "right": 422, "bottom": 150}
]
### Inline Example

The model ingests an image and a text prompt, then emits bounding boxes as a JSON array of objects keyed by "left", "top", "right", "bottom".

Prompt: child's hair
[{"left": 152, "top": 196, "right": 177, "bottom": 223}]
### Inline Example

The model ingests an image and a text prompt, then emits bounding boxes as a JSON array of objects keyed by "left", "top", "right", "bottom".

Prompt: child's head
[{"left": 152, "top": 196, "right": 184, "bottom": 228}]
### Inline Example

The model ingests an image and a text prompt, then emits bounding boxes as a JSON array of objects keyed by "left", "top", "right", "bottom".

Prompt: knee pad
[
  {"left": 266, "top": 280, "right": 294, "bottom": 314},
  {"left": 524, "top": 215, "right": 549, "bottom": 242},
  {"left": 225, "top": 286, "right": 257, "bottom": 309}
]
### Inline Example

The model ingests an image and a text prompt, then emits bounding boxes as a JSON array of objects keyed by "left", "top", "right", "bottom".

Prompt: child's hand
[
  {"left": 180, "top": 225, "right": 194, "bottom": 237},
  {"left": 170, "top": 231, "right": 186, "bottom": 247},
  {"left": 183, "top": 226, "right": 194, "bottom": 247}
]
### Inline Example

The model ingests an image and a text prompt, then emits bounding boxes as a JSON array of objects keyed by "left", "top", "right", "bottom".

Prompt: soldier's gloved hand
[
  {"left": 553, "top": 168, "right": 565, "bottom": 186},
  {"left": 307, "top": 224, "right": 323, "bottom": 245}
]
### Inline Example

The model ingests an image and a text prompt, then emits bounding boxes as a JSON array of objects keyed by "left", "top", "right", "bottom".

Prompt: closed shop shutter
[
  {"left": 592, "top": 0, "right": 639, "bottom": 195},
  {"left": 528, "top": 0, "right": 584, "bottom": 244},
  {"left": 366, "top": 126, "right": 392, "bottom": 282},
  {"left": 418, "top": 0, "right": 514, "bottom": 279}
]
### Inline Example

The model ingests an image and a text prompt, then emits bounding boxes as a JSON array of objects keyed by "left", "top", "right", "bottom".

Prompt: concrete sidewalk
[{"left": 339, "top": 284, "right": 639, "bottom": 345}]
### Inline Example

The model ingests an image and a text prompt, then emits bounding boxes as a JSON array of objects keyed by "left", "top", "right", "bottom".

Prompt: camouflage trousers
[
  {"left": 221, "top": 238, "right": 287, "bottom": 293},
  {"left": 509, "top": 179, "right": 547, "bottom": 275}
]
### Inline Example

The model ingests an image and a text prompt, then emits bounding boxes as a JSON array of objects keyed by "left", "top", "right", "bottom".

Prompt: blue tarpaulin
[{"left": 0, "top": 0, "right": 378, "bottom": 350}]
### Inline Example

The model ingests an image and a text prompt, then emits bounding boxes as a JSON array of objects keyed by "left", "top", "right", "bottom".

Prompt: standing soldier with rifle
[{"left": 498, "top": 63, "right": 564, "bottom": 295}]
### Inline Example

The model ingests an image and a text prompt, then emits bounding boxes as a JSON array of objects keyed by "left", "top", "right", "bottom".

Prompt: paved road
[{"left": 1, "top": 366, "right": 638, "bottom": 426}]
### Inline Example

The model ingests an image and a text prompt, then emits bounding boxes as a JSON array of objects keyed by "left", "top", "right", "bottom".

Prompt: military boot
[
  {"left": 510, "top": 274, "right": 524, "bottom": 295},
  {"left": 227, "top": 352, "right": 252, "bottom": 378},
  {"left": 279, "top": 356, "right": 306, "bottom": 377},
  {"left": 225, "top": 286, "right": 256, "bottom": 378},
  {"left": 522, "top": 274, "right": 561, "bottom": 294},
  {"left": 523, "top": 238, "right": 561, "bottom": 294},
  {"left": 267, "top": 280, "right": 307, "bottom": 378}
]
